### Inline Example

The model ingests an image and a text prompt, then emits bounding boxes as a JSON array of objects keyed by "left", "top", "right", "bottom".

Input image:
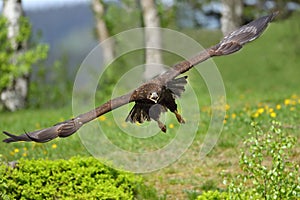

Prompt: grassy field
[{"left": 1, "top": 12, "right": 300, "bottom": 199}]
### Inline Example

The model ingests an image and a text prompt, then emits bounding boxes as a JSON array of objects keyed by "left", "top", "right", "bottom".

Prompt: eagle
[{"left": 2, "top": 12, "right": 278, "bottom": 143}]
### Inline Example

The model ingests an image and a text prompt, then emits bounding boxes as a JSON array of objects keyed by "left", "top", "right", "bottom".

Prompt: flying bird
[{"left": 2, "top": 12, "right": 278, "bottom": 143}]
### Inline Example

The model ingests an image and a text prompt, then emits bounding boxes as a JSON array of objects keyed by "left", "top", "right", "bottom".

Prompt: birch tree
[
  {"left": 1, "top": 0, "right": 28, "bottom": 111},
  {"left": 140, "top": 0, "right": 165, "bottom": 80},
  {"left": 0, "top": 0, "right": 48, "bottom": 111},
  {"left": 92, "top": 0, "right": 114, "bottom": 63},
  {"left": 221, "top": 0, "right": 243, "bottom": 35}
]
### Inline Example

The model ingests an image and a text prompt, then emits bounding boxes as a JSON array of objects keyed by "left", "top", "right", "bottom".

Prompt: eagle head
[{"left": 148, "top": 91, "right": 159, "bottom": 103}]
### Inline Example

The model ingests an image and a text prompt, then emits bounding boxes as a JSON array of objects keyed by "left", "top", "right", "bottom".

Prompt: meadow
[{"left": 0, "top": 12, "right": 299, "bottom": 199}]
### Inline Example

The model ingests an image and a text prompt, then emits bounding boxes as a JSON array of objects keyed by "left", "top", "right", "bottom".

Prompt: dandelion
[
  {"left": 290, "top": 107, "right": 296, "bottom": 111},
  {"left": 223, "top": 119, "right": 227, "bottom": 124},
  {"left": 252, "top": 112, "right": 259, "bottom": 118},
  {"left": 98, "top": 115, "right": 106, "bottom": 121},
  {"left": 22, "top": 153, "right": 27, "bottom": 157},
  {"left": 276, "top": 104, "right": 281, "bottom": 110},
  {"left": 291, "top": 94, "right": 298, "bottom": 99},
  {"left": 257, "top": 108, "right": 264, "bottom": 114},
  {"left": 270, "top": 112, "right": 276, "bottom": 118},
  {"left": 284, "top": 99, "right": 291, "bottom": 105},
  {"left": 268, "top": 108, "right": 274, "bottom": 113},
  {"left": 52, "top": 144, "right": 57, "bottom": 149},
  {"left": 225, "top": 104, "right": 230, "bottom": 111},
  {"left": 231, "top": 113, "right": 237, "bottom": 119},
  {"left": 169, "top": 123, "right": 174, "bottom": 129},
  {"left": 291, "top": 100, "right": 297, "bottom": 105},
  {"left": 14, "top": 148, "right": 19, "bottom": 153}
]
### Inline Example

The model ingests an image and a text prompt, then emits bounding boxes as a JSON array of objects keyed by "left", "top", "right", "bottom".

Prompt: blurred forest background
[{"left": 1, "top": 0, "right": 299, "bottom": 111}]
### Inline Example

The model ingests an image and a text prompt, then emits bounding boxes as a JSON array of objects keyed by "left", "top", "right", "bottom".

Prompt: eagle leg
[
  {"left": 156, "top": 120, "right": 167, "bottom": 133},
  {"left": 174, "top": 110, "right": 185, "bottom": 124}
]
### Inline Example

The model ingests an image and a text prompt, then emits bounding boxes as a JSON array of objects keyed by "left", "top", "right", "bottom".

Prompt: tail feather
[{"left": 126, "top": 103, "right": 151, "bottom": 123}]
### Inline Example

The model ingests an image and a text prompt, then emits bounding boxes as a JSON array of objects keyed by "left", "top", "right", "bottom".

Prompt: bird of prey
[{"left": 2, "top": 12, "right": 278, "bottom": 143}]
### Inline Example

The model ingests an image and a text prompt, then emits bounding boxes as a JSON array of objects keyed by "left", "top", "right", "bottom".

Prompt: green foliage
[
  {"left": 225, "top": 120, "right": 300, "bottom": 200},
  {"left": 196, "top": 190, "right": 229, "bottom": 200},
  {"left": 0, "top": 156, "right": 145, "bottom": 199},
  {"left": 0, "top": 16, "right": 48, "bottom": 92},
  {"left": 29, "top": 59, "right": 73, "bottom": 108}
]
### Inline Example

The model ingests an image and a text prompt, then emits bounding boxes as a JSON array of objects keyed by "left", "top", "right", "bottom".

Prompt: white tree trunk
[
  {"left": 92, "top": 0, "right": 114, "bottom": 64},
  {"left": 221, "top": 0, "right": 243, "bottom": 36},
  {"left": 140, "top": 0, "right": 165, "bottom": 80},
  {"left": 1, "top": 0, "right": 28, "bottom": 111}
]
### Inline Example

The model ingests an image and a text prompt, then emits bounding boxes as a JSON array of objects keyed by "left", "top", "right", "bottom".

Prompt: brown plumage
[{"left": 2, "top": 12, "right": 278, "bottom": 143}]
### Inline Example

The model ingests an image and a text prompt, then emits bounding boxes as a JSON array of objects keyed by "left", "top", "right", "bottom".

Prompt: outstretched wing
[
  {"left": 2, "top": 12, "right": 278, "bottom": 143},
  {"left": 3, "top": 93, "right": 132, "bottom": 143},
  {"left": 212, "top": 11, "right": 278, "bottom": 55},
  {"left": 159, "top": 12, "right": 278, "bottom": 82}
]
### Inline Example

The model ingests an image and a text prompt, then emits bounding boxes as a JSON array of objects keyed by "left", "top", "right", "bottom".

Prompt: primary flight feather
[{"left": 2, "top": 12, "right": 278, "bottom": 143}]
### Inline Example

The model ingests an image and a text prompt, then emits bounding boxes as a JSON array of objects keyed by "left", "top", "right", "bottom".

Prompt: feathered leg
[{"left": 174, "top": 110, "right": 185, "bottom": 124}]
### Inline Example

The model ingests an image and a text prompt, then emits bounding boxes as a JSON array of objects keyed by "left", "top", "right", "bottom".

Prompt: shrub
[
  {"left": 0, "top": 156, "right": 145, "bottom": 199},
  {"left": 225, "top": 120, "right": 300, "bottom": 199},
  {"left": 196, "top": 190, "right": 229, "bottom": 200}
]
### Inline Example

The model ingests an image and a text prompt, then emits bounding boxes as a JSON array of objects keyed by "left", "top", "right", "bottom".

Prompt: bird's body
[
  {"left": 2, "top": 12, "right": 278, "bottom": 143},
  {"left": 126, "top": 76, "right": 187, "bottom": 132}
]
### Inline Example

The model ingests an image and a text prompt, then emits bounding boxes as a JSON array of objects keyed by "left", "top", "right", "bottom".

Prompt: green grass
[{"left": 1, "top": 12, "right": 300, "bottom": 199}]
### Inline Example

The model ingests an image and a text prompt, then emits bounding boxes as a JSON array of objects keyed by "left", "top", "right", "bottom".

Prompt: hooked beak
[{"left": 149, "top": 92, "right": 159, "bottom": 103}]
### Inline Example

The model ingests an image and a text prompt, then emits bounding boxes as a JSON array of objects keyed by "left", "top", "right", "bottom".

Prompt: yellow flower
[
  {"left": 268, "top": 108, "right": 274, "bottom": 113},
  {"left": 231, "top": 113, "right": 237, "bottom": 119},
  {"left": 169, "top": 123, "right": 174, "bottom": 129},
  {"left": 257, "top": 108, "right": 264, "bottom": 114},
  {"left": 290, "top": 107, "right": 296, "bottom": 111},
  {"left": 10, "top": 151, "right": 15, "bottom": 156},
  {"left": 223, "top": 119, "right": 227, "bottom": 124},
  {"left": 276, "top": 104, "right": 281, "bottom": 110},
  {"left": 14, "top": 148, "right": 19, "bottom": 153},
  {"left": 284, "top": 99, "right": 291, "bottom": 105},
  {"left": 291, "top": 100, "right": 297, "bottom": 105},
  {"left": 225, "top": 104, "right": 230, "bottom": 111},
  {"left": 98, "top": 115, "right": 106, "bottom": 121},
  {"left": 22, "top": 153, "right": 27, "bottom": 157},
  {"left": 291, "top": 94, "right": 298, "bottom": 99},
  {"left": 252, "top": 112, "right": 259, "bottom": 118},
  {"left": 51, "top": 144, "right": 57, "bottom": 149},
  {"left": 270, "top": 112, "right": 276, "bottom": 118}
]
